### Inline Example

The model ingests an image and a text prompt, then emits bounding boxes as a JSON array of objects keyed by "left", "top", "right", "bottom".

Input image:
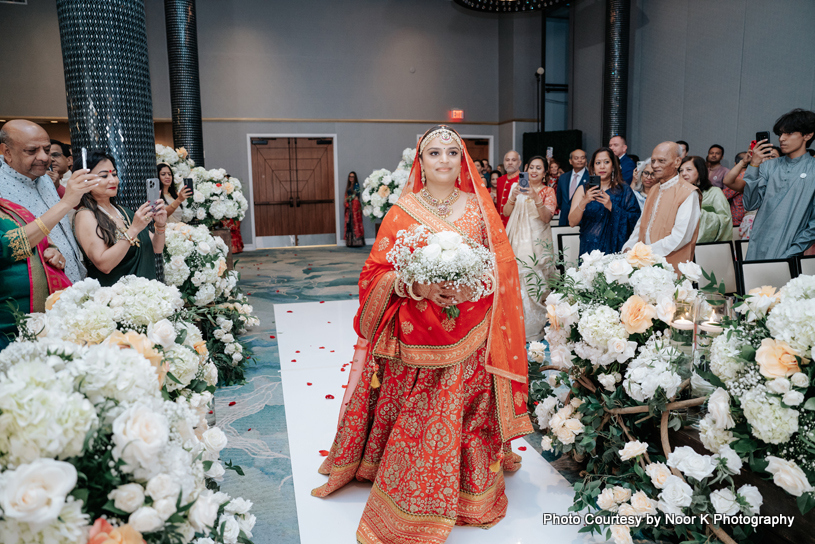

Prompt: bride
[
  {"left": 502, "top": 155, "right": 556, "bottom": 341},
  {"left": 313, "top": 125, "right": 532, "bottom": 544}
]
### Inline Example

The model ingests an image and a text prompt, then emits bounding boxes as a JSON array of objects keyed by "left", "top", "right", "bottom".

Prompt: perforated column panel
[
  {"left": 165, "top": 0, "right": 205, "bottom": 167},
  {"left": 56, "top": 0, "right": 163, "bottom": 280},
  {"left": 602, "top": 0, "right": 631, "bottom": 143}
]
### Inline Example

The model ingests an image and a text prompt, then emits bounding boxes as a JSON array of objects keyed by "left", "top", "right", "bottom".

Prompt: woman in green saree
[
  {"left": 680, "top": 155, "right": 733, "bottom": 243},
  {"left": 73, "top": 151, "right": 167, "bottom": 287}
]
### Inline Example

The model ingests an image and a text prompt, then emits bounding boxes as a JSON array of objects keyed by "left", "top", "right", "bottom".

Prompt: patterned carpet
[{"left": 213, "top": 245, "right": 572, "bottom": 543}]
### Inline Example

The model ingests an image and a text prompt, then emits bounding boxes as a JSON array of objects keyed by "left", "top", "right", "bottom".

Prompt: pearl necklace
[{"left": 420, "top": 187, "right": 460, "bottom": 218}]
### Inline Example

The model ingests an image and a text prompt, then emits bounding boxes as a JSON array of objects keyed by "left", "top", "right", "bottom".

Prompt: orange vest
[{"left": 639, "top": 178, "right": 701, "bottom": 273}]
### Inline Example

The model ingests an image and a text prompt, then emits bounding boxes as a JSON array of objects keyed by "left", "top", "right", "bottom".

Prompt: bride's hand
[{"left": 413, "top": 282, "right": 468, "bottom": 307}]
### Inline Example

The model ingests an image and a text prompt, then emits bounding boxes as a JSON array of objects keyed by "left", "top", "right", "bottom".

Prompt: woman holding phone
[
  {"left": 569, "top": 147, "right": 640, "bottom": 256},
  {"left": 158, "top": 163, "right": 192, "bottom": 223},
  {"left": 73, "top": 150, "right": 167, "bottom": 286},
  {"left": 504, "top": 155, "right": 556, "bottom": 341}
]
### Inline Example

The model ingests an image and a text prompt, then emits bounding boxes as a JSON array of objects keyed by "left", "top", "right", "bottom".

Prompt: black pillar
[
  {"left": 165, "top": 0, "right": 205, "bottom": 167},
  {"left": 540, "top": 11, "right": 547, "bottom": 133},
  {"left": 56, "top": 0, "right": 163, "bottom": 279},
  {"left": 602, "top": 0, "right": 631, "bottom": 143}
]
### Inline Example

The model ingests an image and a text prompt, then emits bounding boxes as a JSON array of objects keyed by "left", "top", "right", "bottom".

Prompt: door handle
[
  {"left": 288, "top": 197, "right": 294, "bottom": 208},
  {"left": 295, "top": 196, "right": 301, "bottom": 207}
]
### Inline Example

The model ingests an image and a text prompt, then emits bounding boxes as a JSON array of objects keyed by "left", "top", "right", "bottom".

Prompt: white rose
[
  {"left": 766, "top": 456, "right": 815, "bottom": 496},
  {"left": 431, "top": 231, "right": 462, "bottom": 250},
  {"left": 597, "top": 488, "right": 618, "bottom": 512},
  {"left": 193, "top": 191, "right": 205, "bottom": 203},
  {"left": 657, "top": 475, "right": 693, "bottom": 514},
  {"left": 238, "top": 513, "right": 256, "bottom": 536},
  {"left": 196, "top": 208, "right": 207, "bottom": 220},
  {"left": 708, "top": 388, "right": 735, "bottom": 430},
  {"left": 737, "top": 484, "right": 763, "bottom": 515},
  {"left": 0, "top": 459, "right": 77, "bottom": 523},
  {"left": 202, "top": 427, "right": 228, "bottom": 453},
  {"left": 555, "top": 425, "right": 576, "bottom": 444},
  {"left": 768, "top": 378, "right": 791, "bottom": 394},
  {"left": 668, "top": 446, "right": 716, "bottom": 481},
  {"left": 129, "top": 506, "right": 164, "bottom": 532},
  {"left": 188, "top": 490, "right": 220, "bottom": 532},
  {"left": 147, "top": 319, "right": 176, "bottom": 348},
  {"left": 550, "top": 345, "right": 573, "bottom": 369},
  {"left": 598, "top": 373, "right": 618, "bottom": 391},
  {"left": 617, "top": 503, "right": 636, "bottom": 517},
  {"left": 791, "top": 372, "right": 809, "bottom": 388},
  {"left": 199, "top": 242, "right": 211, "bottom": 254},
  {"left": 605, "top": 259, "right": 634, "bottom": 284},
  {"left": 630, "top": 490, "right": 657, "bottom": 516},
  {"left": 618, "top": 440, "right": 648, "bottom": 461},
  {"left": 225, "top": 497, "right": 253, "bottom": 515},
  {"left": 710, "top": 488, "right": 740, "bottom": 515},
  {"left": 612, "top": 486, "right": 632, "bottom": 503},
  {"left": 112, "top": 403, "right": 170, "bottom": 474},
  {"left": 108, "top": 483, "right": 145, "bottom": 513},
  {"left": 541, "top": 435, "right": 553, "bottom": 451},
  {"left": 206, "top": 461, "right": 226, "bottom": 480},
  {"left": 655, "top": 296, "right": 676, "bottom": 324},
  {"left": 153, "top": 498, "right": 177, "bottom": 521},
  {"left": 713, "top": 445, "right": 743, "bottom": 475},
  {"left": 146, "top": 473, "right": 181, "bottom": 501},
  {"left": 610, "top": 525, "right": 633, "bottom": 544},
  {"left": 24, "top": 313, "right": 49, "bottom": 337},
  {"left": 783, "top": 390, "right": 804, "bottom": 406},
  {"left": 645, "top": 462, "right": 672, "bottom": 489},
  {"left": 421, "top": 243, "right": 442, "bottom": 261},
  {"left": 221, "top": 515, "right": 242, "bottom": 544},
  {"left": 678, "top": 261, "right": 702, "bottom": 282}
]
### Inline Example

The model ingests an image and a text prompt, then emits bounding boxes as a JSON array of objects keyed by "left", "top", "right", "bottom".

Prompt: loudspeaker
[{"left": 523, "top": 130, "right": 583, "bottom": 169}]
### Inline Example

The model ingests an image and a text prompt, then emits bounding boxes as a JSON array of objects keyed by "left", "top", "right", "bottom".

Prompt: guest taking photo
[
  {"left": 73, "top": 150, "right": 167, "bottom": 286},
  {"left": 158, "top": 162, "right": 192, "bottom": 224},
  {"left": 568, "top": 147, "right": 641, "bottom": 256}
]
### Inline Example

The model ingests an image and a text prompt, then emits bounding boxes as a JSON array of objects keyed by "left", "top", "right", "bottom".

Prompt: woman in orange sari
[{"left": 313, "top": 126, "right": 533, "bottom": 544}]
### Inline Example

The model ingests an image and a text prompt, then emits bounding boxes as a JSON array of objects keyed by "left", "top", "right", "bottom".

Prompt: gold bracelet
[{"left": 34, "top": 217, "right": 51, "bottom": 236}]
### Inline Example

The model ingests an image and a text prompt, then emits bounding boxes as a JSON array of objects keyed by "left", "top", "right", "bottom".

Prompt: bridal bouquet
[
  {"left": 0, "top": 337, "right": 255, "bottom": 544},
  {"left": 361, "top": 147, "right": 415, "bottom": 221},
  {"left": 386, "top": 226, "right": 495, "bottom": 318},
  {"left": 180, "top": 167, "right": 249, "bottom": 229}
]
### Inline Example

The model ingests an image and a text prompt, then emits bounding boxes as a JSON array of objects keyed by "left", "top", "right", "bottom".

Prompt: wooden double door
[{"left": 251, "top": 137, "right": 336, "bottom": 238}]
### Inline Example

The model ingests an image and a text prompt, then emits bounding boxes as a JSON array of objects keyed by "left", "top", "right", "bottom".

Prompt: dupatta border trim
[
  {"left": 359, "top": 271, "right": 397, "bottom": 341},
  {"left": 494, "top": 376, "right": 534, "bottom": 442}
]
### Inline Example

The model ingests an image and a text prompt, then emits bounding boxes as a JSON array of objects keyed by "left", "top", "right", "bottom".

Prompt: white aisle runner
[{"left": 276, "top": 300, "right": 597, "bottom": 544}]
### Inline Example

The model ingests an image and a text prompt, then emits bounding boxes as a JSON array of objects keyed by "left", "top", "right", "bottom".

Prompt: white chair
[
  {"left": 694, "top": 242, "right": 737, "bottom": 294},
  {"left": 550, "top": 226, "right": 580, "bottom": 265},
  {"left": 735, "top": 240, "right": 749, "bottom": 261},
  {"left": 737, "top": 259, "right": 796, "bottom": 294},
  {"left": 799, "top": 256, "right": 815, "bottom": 276},
  {"left": 558, "top": 233, "right": 581, "bottom": 268}
]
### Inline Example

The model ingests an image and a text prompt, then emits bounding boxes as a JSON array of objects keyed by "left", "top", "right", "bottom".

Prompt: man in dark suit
[
  {"left": 609, "top": 135, "right": 636, "bottom": 184},
  {"left": 556, "top": 149, "right": 588, "bottom": 226}
]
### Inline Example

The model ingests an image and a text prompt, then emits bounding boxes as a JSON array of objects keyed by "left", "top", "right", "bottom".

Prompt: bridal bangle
[
  {"left": 407, "top": 281, "right": 424, "bottom": 301},
  {"left": 34, "top": 217, "right": 51, "bottom": 236}
]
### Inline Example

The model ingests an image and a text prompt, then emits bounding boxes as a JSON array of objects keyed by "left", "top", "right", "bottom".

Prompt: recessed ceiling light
[{"left": 51, "top": 120, "right": 58, "bottom": 123}]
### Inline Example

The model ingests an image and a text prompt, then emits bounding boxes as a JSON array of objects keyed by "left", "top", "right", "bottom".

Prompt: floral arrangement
[
  {"left": 156, "top": 144, "right": 195, "bottom": 180},
  {"left": 386, "top": 226, "right": 495, "bottom": 318},
  {"left": 527, "top": 243, "right": 777, "bottom": 543},
  {"left": 0, "top": 336, "right": 255, "bottom": 543},
  {"left": 180, "top": 167, "right": 249, "bottom": 229},
  {"left": 361, "top": 147, "right": 415, "bottom": 221},
  {"left": 701, "top": 277, "right": 815, "bottom": 512},
  {"left": 164, "top": 223, "right": 239, "bottom": 307}
]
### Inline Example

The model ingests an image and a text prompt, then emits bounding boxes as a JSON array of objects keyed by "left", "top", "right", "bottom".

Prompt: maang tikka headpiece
[{"left": 419, "top": 126, "right": 463, "bottom": 155}]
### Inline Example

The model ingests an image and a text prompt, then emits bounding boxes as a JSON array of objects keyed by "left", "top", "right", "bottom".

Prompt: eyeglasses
[{"left": 642, "top": 171, "right": 656, "bottom": 178}]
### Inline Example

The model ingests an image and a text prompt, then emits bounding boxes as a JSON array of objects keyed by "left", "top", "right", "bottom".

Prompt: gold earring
[{"left": 421, "top": 167, "right": 426, "bottom": 185}]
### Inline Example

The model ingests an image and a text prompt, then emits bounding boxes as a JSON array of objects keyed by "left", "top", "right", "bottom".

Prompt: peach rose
[
  {"left": 177, "top": 147, "right": 188, "bottom": 160},
  {"left": 194, "top": 340, "right": 209, "bottom": 359},
  {"left": 104, "top": 331, "right": 168, "bottom": 387},
  {"left": 217, "top": 259, "right": 227, "bottom": 277},
  {"left": 620, "top": 295, "right": 656, "bottom": 334},
  {"left": 377, "top": 185, "right": 391, "bottom": 198},
  {"left": 625, "top": 242, "right": 656, "bottom": 268},
  {"left": 223, "top": 181, "right": 234, "bottom": 195},
  {"left": 88, "top": 518, "right": 144, "bottom": 544},
  {"left": 546, "top": 304, "right": 560, "bottom": 331},
  {"left": 756, "top": 338, "right": 801, "bottom": 378},
  {"left": 45, "top": 289, "right": 64, "bottom": 311}
]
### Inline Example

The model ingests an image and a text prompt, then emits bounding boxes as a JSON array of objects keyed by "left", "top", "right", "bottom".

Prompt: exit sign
[{"left": 448, "top": 109, "right": 465, "bottom": 122}]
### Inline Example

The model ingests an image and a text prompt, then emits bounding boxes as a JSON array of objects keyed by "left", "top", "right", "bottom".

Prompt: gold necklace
[{"left": 420, "top": 187, "right": 460, "bottom": 218}]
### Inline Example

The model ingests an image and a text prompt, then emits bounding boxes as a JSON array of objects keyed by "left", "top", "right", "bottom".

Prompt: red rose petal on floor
[
  {"left": 328, "top": 322, "right": 331, "bottom": 323},
  {"left": 307, "top": 382, "right": 312, "bottom": 386},
  {"left": 247, "top": 292, "right": 252, "bottom": 295},
  {"left": 308, "top": 267, "right": 312, "bottom": 270},
  {"left": 296, "top": 350, "right": 300, "bottom": 353},
  {"left": 340, "top": 367, "right": 346, "bottom": 371},
  {"left": 342, "top": 385, "right": 347, "bottom": 388},
  {"left": 287, "top": 310, "right": 293, "bottom": 313},
  {"left": 319, "top": 347, "right": 325, "bottom": 349},
  {"left": 319, "top": 450, "right": 329, "bottom": 456},
  {"left": 270, "top": 335, "right": 275, "bottom": 339},
  {"left": 248, "top": 428, "right": 252, "bottom": 431},
  {"left": 330, "top": 350, "right": 335, "bottom": 352},
  {"left": 209, "top": 410, "right": 213, "bottom": 414},
  {"left": 276, "top": 290, "right": 280, "bottom": 293},
  {"left": 291, "top": 359, "right": 296, "bottom": 362},
  {"left": 325, "top": 394, "right": 335, "bottom": 399},
  {"left": 518, "top": 446, "right": 527, "bottom": 451},
  {"left": 228, "top": 402, "right": 236, "bottom": 406},
  {"left": 320, "top": 301, "right": 325, "bottom": 303}
]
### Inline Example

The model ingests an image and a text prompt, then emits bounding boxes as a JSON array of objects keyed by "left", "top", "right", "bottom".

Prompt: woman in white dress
[
  {"left": 502, "top": 155, "right": 557, "bottom": 341},
  {"left": 158, "top": 163, "right": 191, "bottom": 223}
]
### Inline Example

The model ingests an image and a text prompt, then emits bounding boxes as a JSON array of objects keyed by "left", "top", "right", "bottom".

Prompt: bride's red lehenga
[{"left": 312, "top": 127, "right": 533, "bottom": 544}]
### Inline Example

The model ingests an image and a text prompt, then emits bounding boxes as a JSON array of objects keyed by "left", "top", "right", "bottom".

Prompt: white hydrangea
[
  {"left": 741, "top": 387, "right": 799, "bottom": 444},
  {"left": 623, "top": 339, "right": 683, "bottom": 402},
  {"left": 629, "top": 266, "right": 677, "bottom": 305},
  {"left": 68, "top": 344, "right": 160, "bottom": 406},
  {"left": 698, "top": 414, "right": 736, "bottom": 453},
  {"left": 766, "top": 297, "right": 815, "bottom": 354},
  {"left": 165, "top": 345, "right": 201, "bottom": 391},
  {"left": 577, "top": 305, "right": 627, "bottom": 351},
  {"left": 709, "top": 332, "right": 745, "bottom": 385}
]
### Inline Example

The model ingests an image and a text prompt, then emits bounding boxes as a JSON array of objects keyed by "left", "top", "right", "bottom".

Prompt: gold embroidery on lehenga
[
  {"left": 377, "top": 236, "right": 390, "bottom": 252},
  {"left": 3, "top": 227, "right": 33, "bottom": 261},
  {"left": 415, "top": 299, "right": 428, "bottom": 312},
  {"left": 440, "top": 317, "right": 456, "bottom": 332},
  {"left": 400, "top": 321, "right": 414, "bottom": 335}
]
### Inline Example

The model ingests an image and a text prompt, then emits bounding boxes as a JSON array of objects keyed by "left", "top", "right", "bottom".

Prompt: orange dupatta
[{"left": 352, "top": 126, "right": 532, "bottom": 441}]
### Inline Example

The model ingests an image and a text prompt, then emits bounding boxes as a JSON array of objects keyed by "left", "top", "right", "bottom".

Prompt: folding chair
[
  {"left": 736, "top": 258, "right": 797, "bottom": 295},
  {"left": 734, "top": 240, "right": 749, "bottom": 261},
  {"left": 557, "top": 233, "right": 581, "bottom": 270},
  {"left": 551, "top": 225, "right": 580, "bottom": 262},
  {"left": 694, "top": 241, "right": 737, "bottom": 294},
  {"left": 798, "top": 255, "right": 815, "bottom": 276}
]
